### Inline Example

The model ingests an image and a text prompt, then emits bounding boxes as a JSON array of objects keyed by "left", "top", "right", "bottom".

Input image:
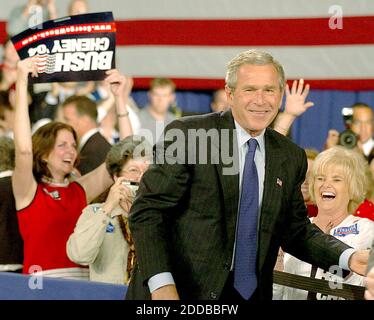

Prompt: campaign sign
[{"left": 11, "top": 12, "right": 116, "bottom": 83}]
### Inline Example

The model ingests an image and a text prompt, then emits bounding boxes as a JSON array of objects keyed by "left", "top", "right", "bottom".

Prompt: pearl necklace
[{"left": 41, "top": 176, "right": 69, "bottom": 187}]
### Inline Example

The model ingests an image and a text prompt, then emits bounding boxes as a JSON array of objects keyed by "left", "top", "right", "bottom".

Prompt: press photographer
[
  {"left": 338, "top": 107, "right": 357, "bottom": 149},
  {"left": 325, "top": 103, "right": 374, "bottom": 160}
]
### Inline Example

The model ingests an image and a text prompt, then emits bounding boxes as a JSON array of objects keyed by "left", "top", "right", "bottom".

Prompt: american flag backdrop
[{"left": 1, "top": 0, "right": 374, "bottom": 90}]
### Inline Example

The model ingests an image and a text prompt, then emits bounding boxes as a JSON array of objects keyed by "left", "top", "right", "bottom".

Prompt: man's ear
[
  {"left": 81, "top": 114, "right": 95, "bottom": 126},
  {"left": 225, "top": 86, "right": 233, "bottom": 107},
  {"left": 279, "top": 89, "right": 285, "bottom": 110},
  {"left": 170, "top": 92, "right": 176, "bottom": 104}
]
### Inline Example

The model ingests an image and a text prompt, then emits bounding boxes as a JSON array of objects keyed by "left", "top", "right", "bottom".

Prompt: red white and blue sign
[{"left": 11, "top": 12, "right": 116, "bottom": 83}]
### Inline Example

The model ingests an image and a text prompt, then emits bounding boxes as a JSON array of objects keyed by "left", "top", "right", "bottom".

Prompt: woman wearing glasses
[{"left": 67, "top": 135, "right": 151, "bottom": 285}]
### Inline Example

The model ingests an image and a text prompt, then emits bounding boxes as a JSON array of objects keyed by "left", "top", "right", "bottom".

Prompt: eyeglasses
[{"left": 121, "top": 167, "right": 147, "bottom": 179}]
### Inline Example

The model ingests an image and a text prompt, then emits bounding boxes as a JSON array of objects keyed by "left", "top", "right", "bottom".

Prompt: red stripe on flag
[
  {"left": 300, "top": 79, "right": 374, "bottom": 91},
  {"left": 0, "top": 21, "right": 7, "bottom": 44},
  {"left": 116, "top": 17, "right": 374, "bottom": 46},
  {"left": 2, "top": 17, "right": 373, "bottom": 46},
  {"left": 133, "top": 78, "right": 374, "bottom": 91}
]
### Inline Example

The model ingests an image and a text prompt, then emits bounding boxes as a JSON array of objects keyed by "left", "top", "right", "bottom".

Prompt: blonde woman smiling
[{"left": 274, "top": 146, "right": 374, "bottom": 300}]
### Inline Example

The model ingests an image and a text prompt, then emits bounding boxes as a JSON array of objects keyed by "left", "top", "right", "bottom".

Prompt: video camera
[{"left": 338, "top": 107, "right": 358, "bottom": 149}]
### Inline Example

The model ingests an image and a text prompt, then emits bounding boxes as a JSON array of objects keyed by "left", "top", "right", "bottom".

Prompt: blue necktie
[{"left": 234, "top": 138, "right": 259, "bottom": 300}]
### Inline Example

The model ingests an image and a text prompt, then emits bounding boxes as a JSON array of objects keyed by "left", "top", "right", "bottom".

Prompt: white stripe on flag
[{"left": 116, "top": 45, "right": 374, "bottom": 79}]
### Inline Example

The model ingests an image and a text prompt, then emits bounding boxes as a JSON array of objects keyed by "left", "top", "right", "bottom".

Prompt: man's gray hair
[
  {"left": 225, "top": 49, "right": 286, "bottom": 91},
  {"left": 0, "top": 137, "right": 15, "bottom": 172}
]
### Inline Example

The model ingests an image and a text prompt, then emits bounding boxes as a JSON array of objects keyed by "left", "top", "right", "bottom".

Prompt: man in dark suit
[
  {"left": 126, "top": 49, "right": 369, "bottom": 300},
  {"left": 62, "top": 95, "right": 111, "bottom": 175}
]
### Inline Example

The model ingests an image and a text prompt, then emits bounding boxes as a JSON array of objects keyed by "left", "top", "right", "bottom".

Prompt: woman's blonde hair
[{"left": 308, "top": 146, "right": 371, "bottom": 213}]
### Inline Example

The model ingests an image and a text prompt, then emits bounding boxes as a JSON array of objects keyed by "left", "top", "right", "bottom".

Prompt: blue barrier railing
[{"left": 0, "top": 272, "right": 127, "bottom": 300}]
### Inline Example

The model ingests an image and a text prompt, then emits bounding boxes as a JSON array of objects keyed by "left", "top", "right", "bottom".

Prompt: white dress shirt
[{"left": 362, "top": 137, "right": 374, "bottom": 157}]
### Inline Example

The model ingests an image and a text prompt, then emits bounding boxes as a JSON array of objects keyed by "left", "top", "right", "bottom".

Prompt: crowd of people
[{"left": 0, "top": 0, "right": 374, "bottom": 301}]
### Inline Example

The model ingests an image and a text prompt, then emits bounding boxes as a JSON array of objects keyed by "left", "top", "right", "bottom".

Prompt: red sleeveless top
[{"left": 17, "top": 181, "right": 87, "bottom": 274}]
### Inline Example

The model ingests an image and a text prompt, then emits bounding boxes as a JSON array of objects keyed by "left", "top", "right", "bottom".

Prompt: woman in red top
[{"left": 12, "top": 58, "right": 131, "bottom": 279}]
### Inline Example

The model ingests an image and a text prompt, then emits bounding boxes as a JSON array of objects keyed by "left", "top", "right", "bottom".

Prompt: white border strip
[{"left": 1, "top": 0, "right": 374, "bottom": 20}]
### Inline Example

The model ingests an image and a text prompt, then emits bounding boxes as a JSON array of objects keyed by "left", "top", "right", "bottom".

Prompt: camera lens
[{"left": 339, "top": 129, "right": 357, "bottom": 149}]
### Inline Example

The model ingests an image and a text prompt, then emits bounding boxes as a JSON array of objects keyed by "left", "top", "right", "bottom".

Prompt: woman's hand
[
  {"left": 102, "top": 177, "right": 132, "bottom": 215},
  {"left": 104, "top": 70, "right": 134, "bottom": 139},
  {"left": 17, "top": 57, "right": 39, "bottom": 81},
  {"left": 104, "top": 70, "right": 131, "bottom": 101},
  {"left": 324, "top": 129, "right": 339, "bottom": 149}
]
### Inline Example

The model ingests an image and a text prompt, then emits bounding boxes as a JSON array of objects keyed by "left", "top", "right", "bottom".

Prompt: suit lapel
[
  {"left": 258, "top": 128, "right": 287, "bottom": 270},
  {"left": 214, "top": 110, "right": 240, "bottom": 247}
]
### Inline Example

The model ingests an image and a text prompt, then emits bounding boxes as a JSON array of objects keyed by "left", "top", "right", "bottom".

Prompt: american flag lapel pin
[{"left": 276, "top": 178, "right": 283, "bottom": 187}]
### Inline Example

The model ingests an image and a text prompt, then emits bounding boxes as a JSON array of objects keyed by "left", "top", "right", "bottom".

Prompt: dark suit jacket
[
  {"left": 126, "top": 110, "right": 351, "bottom": 300},
  {"left": 77, "top": 132, "right": 111, "bottom": 175}
]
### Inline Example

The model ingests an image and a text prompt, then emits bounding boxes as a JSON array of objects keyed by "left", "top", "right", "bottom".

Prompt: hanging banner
[{"left": 11, "top": 12, "right": 116, "bottom": 83}]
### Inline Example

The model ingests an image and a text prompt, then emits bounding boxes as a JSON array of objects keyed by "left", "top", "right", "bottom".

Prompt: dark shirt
[
  {"left": 77, "top": 132, "right": 111, "bottom": 175},
  {"left": 0, "top": 175, "right": 23, "bottom": 265}
]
